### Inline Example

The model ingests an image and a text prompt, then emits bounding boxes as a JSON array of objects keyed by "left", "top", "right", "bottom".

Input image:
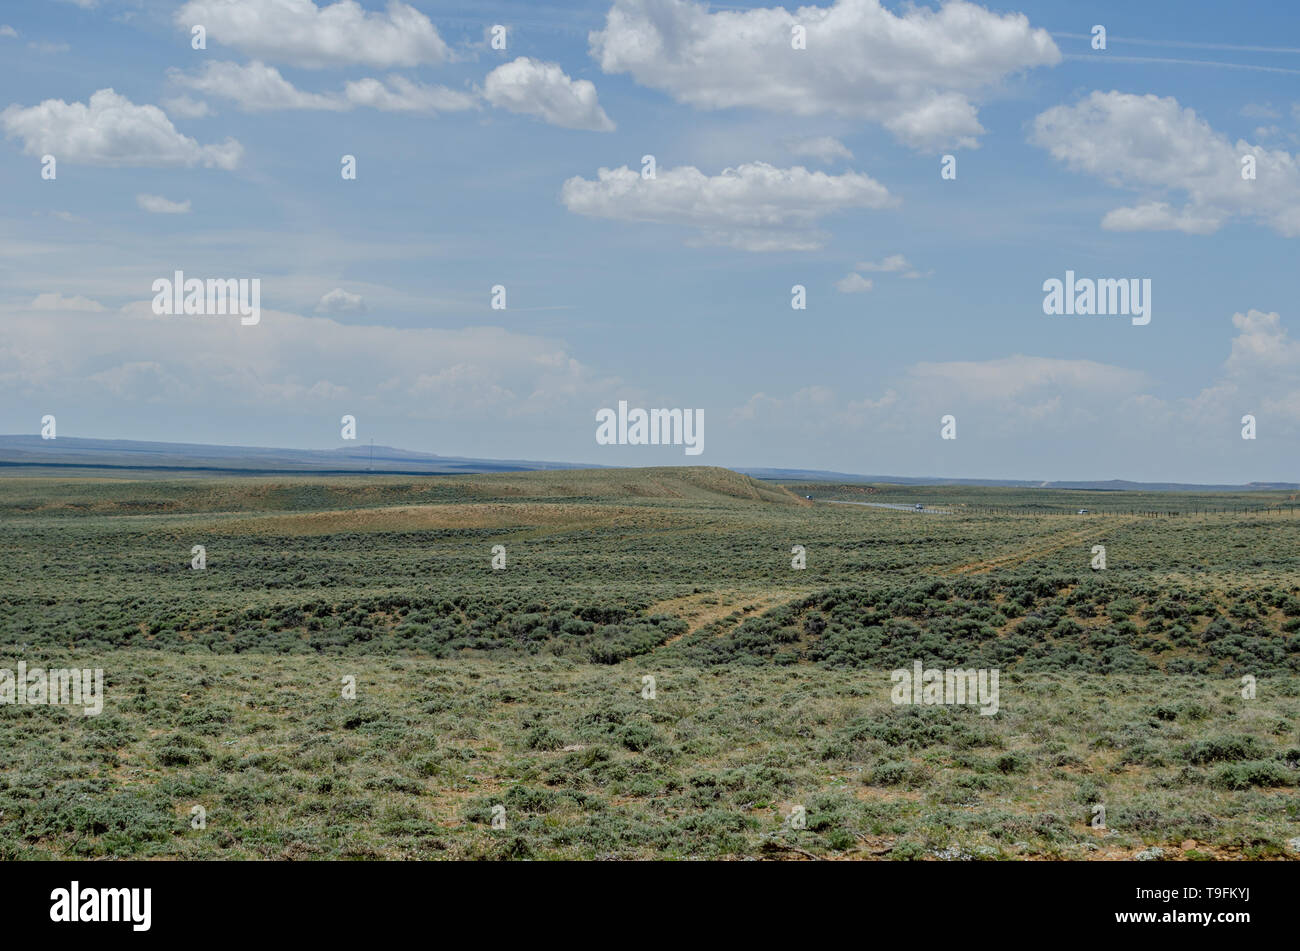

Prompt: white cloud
[
  {"left": 561, "top": 161, "right": 896, "bottom": 251},
  {"left": 906, "top": 355, "right": 1147, "bottom": 404},
  {"left": 786, "top": 135, "right": 852, "bottom": 163},
  {"left": 732, "top": 385, "right": 827, "bottom": 419},
  {"left": 589, "top": 0, "right": 1060, "bottom": 150},
  {"left": 175, "top": 0, "right": 449, "bottom": 69},
  {"left": 30, "top": 293, "right": 103, "bottom": 312},
  {"left": 1224, "top": 309, "right": 1300, "bottom": 376},
  {"left": 343, "top": 75, "right": 476, "bottom": 114},
  {"left": 0, "top": 89, "right": 242, "bottom": 169},
  {"left": 842, "top": 253, "right": 928, "bottom": 282},
  {"left": 730, "top": 354, "right": 1151, "bottom": 447},
  {"left": 1191, "top": 310, "right": 1300, "bottom": 423},
  {"left": 160, "top": 95, "right": 212, "bottom": 119},
  {"left": 732, "top": 310, "right": 1300, "bottom": 464},
  {"left": 315, "top": 288, "right": 366, "bottom": 314},
  {"left": 1099, "top": 201, "right": 1220, "bottom": 235},
  {"left": 171, "top": 61, "right": 348, "bottom": 111},
  {"left": 137, "top": 194, "right": 192, "bottom": 215},
  {"left": 484, "top": 57, "right": 614, "bottom": 131},
  {"left": 835, "top": 273, "right": 872, "bottom": 293},
  {"left": 1241, "top": 103, "right": 1280, "bottom": 119},
  {"left": 856, "top": 254, "right": 909, "bottom": 272},
  {"left": 171, "top": 61, "right": 476, "bottom": 114},
  {"left": 29, "top": 42, "right": 70, "bottom": 54},
  {"left": 1181, "top": 310, "right": 1300, "bottom": 434},
  {"left": 0, "top": 298, "right": 611, "bottom": 419},
  {"left": 0, "top": 26, "right": 19, "bottom": 39},
  {"left": 1031, "top": 90, "right": 1300, "bottom": 236}
]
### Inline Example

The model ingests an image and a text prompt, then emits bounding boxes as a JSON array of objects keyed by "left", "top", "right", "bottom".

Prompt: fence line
[{"left": 944, "top": 504, "right": 1298, "bottom": 518}]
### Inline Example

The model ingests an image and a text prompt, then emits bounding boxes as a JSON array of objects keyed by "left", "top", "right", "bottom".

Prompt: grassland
[{"left": 0, "top": 467, "right": 1297, "bottom": 859}]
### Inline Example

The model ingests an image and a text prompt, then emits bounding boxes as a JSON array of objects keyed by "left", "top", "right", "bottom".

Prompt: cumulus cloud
[
  {"left": 137, "top": 194, "right": 192, "bottom": 214},
  {"left": 730, "top": 353, "right": 1153, "bottom": 455},
  {"left": 1184, "top": 310, "right": 1300, "bottom": 427},
  {"left": 484, "top": 57, "right": 614, "bottom": 131},
  {"left": 343, "top": 75, "right": 476, "bottom": 113},
  {"left": 1224, "top": 309, "right": 1300, "bottom": 375},
  {"left": 170, "top": 61, "right": 476, "bottom": 114},
  {"left": 1240, "top": 103, "right": 1280, "bottom": 119},
  {"left": 160, "top": 95, "right": 211, "bottom": 119},
  {"left": 1031, "top": 90, "right": 1300, "bottom": 236},
  {"left": 560, "top": 161, "right": 896, "bottom": 251},
  {"left": 0, "top": 26, "right": 19, "bottom": 39},
  {"left": 0, "top": 89, "right": 242, "bottom": 169},
  {"left": 786, "top": 135, "right": 852, "bottom": 163},
  {"left": 30, "top": 293, "right": 103, "bottom": 311},
  {"left": 0, "top": 298, "right": 610, "bottom": 419},
  {"left": 907, "top": 355, "right": 1147, "bottom": 405},
  {"left": 315, "top": 288, "right": 366, "bottom": 314},
  {"left": 170, "top": 61, "right": 348, "bottom": 111},
  {"left": 1099, "top": 201, "right": 1220, "bottom": 235},
  {"left": 856, "top": 254, "right": 909, "bottom": 272},
  {"left": 835, "top": 273, "right": 872, "bottom": 293},
  {"left": 730, "top": 308, "right": 1300, "bottom": 477},
  {"left": 589, "top": 0, "right": 1060, "bottom": 150},
  {"left": 175, "top": 0, "right": 449, "bottom": 69},
  {"left": 836, "top": 253, "right": 926, "bottom": 287}
]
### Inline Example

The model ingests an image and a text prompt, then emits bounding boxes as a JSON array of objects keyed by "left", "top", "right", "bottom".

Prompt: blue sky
[{"left": 1, "top": 0, "right": 1298, "bottom": 482}]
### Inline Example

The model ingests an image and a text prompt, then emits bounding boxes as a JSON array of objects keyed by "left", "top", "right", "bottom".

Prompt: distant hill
[
  {"left": 738, "top": 467, "right": 1300, "bottom": 493},
  {"left": 0, "top": 436, "right": 1291, "bottom": 492},
  {"left": 444, "top": 466, "right": 809, "bottom": 506},
  {"left": 0, "top": 435, "right": 595, "bottom": 477},
  {"left": 0, "top": 464, "right": 807, "bottom": 517}
]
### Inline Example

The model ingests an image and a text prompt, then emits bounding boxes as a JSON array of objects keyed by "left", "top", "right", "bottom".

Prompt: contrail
[
  {"left": 1052, "top": 32, "right": 1300, "bottom": 54},
  {"left": 1062, "top": 53, "right": 1300, "bottom": 76}
]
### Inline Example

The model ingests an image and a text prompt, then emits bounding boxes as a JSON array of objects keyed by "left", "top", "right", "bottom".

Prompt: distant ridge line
[
  {"left": 0, "top": 436, "right": 1292, "bottom": 491},
  {"left": 0, "top": 460, "right": 540, "bottom": 477},
  {"left": 737, "top": 468, "right": 1299, "bottom": 493}
]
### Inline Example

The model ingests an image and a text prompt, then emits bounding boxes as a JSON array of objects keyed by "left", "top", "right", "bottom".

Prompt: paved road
[{"left": 820, "top": 500, "right": 951, "bottom": 514}]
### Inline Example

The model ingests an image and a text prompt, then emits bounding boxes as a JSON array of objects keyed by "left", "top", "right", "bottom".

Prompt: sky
[{"left": 1, "top": 0, "right": 1299, "bottom": 483}]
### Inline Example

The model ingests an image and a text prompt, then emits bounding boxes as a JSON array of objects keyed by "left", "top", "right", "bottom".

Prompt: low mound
[
  {"left": 0, "top": 467, "right": 808, "bottom": 517},
  {"left": 448, "top": 466, "right": 809, "bottom": 506}
]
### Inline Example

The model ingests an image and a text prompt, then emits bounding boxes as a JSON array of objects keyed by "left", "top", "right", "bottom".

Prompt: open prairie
[{"left": 1, "top": 468, "right": 1297, "bottom": 859}]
